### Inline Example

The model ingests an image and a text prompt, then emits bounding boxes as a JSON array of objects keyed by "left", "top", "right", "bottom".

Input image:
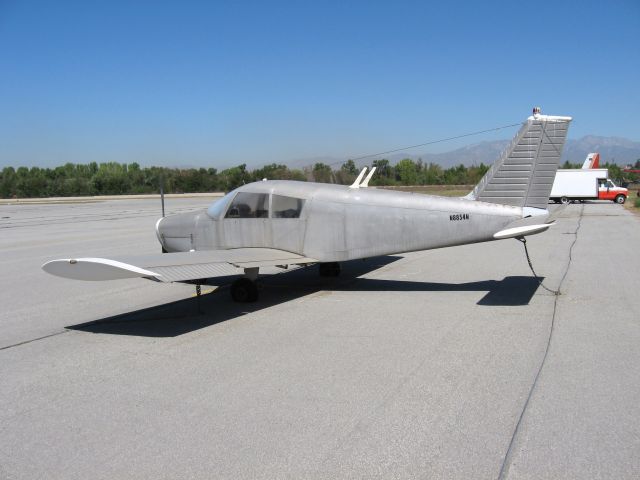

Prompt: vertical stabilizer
[
  {"left": 468, "top": 110, "right": 572, "bottom": 209},
  {"left": 582, "top": 152, "right": 600, "bottom": 169}
]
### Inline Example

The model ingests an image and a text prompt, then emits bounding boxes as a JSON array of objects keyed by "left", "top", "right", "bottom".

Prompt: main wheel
[
  {"left": 318, "top": 262, "right": 341, "bottom": 277},
  {"left": 230, "top": 278, "right": 258, "bottom": 302},
  {"left": 614, "top": 194, "right": 626, "bottom": 204}
]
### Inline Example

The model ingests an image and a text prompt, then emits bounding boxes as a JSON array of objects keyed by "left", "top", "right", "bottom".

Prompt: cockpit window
[
  {"left": 225, "top": 192, "right": 269, "bottom": 218},
  {"left": 272, "top": 195, "right": 304, "bottom": 218},
  {"left": 207, "top": 191, "right": 234, "bottom": 219}
]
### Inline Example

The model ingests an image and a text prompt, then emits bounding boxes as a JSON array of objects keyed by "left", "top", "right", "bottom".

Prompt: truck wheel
[
  {"left": 560, "top": 196, "right": 570, "bottom": 205},
  {"left": 614, "top": 194, "right": 626, "bottom": 204}
]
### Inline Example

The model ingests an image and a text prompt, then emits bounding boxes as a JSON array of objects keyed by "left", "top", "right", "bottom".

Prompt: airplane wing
[{"left": 42, "top": 248, "right": 318, "bottom": 282}]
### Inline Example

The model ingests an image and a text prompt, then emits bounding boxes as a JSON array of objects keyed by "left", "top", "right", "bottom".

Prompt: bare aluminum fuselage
[{"left": 157, "top": 181, "right": 523, "bottom": 262}]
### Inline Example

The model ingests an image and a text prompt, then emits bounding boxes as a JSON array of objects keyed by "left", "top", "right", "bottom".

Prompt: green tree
[
  {"left": 341, "top": 159, "right": 357, "bottom": 175},
  {"left": 312, "top": 163, "right": 333, "bottom": 183},
  {"left": 288, "top": 169, "right": 307, "bottom": 181},
  {"left": 334, "top": 160, "right": 358, "bottom": 185},
  {"left": 252, "top": 163, "right": 292, "bottom": 181},
  {"left": 561, "top": 160, "right": 582, "bottom": 169},
  {"left": 422, "top": 163, "right": 443, "bottom": 185},
  {"left": 604, "top": 162, "right": 623, "bottom": 183},
  {"left": 0, "top": 167, "right": 17, "bottom": 197},
  {"left": 91, "top": 162, "right": 131, "bottom": 194},
  {"left": 443, "top": 164, "right": 468, "bottom": 185},
  {"left": 372, "top": 159, "right": 391, "bottom": 178},
  {"left": 219, "top": 164, "right": 248, "bottom": 191},
  {"left": 465, "top": 163, "right": 489, "bottom": 185},
  {"left": 395, "top": 158, "right": 418, "bottom": 185}
]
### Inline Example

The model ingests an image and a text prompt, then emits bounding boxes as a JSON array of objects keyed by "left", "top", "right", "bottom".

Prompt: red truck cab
[{"left": 598, "top": 179, "right": 628, "bottom": 203}]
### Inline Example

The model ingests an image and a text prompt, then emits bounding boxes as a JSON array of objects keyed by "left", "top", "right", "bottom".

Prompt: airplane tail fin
[
  {"left": 582, "top": 152, "right": 600, "bottom": 169},
  {"left": 467, "top": 108, "right": 572, "bottom": 210}
]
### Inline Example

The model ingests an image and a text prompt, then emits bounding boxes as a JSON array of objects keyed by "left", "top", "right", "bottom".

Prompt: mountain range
[{"left": 287, "top": 136, "right": 640, "bottom": 170}]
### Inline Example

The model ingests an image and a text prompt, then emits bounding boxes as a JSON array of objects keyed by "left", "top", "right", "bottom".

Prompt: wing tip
[{"left": 42, "top": 258, "right": 160, "bottom": 281}]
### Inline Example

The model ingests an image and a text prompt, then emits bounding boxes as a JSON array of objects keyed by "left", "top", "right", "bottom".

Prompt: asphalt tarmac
[{"left": 1, "top": 197, "right": 638, "bottom": 479}]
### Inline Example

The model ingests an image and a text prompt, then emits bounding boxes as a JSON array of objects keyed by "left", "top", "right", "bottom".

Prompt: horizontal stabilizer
[
  {"left": 493, "top": 223, "right": 552, "bottom": 240},
  {"left": 42, "top": 248, "right": 317, "bottom": 282}
]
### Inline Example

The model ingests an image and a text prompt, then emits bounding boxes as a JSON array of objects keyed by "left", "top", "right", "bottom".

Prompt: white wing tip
[{"left": 42, "top": 258, "right": 159, "bottom": 281}]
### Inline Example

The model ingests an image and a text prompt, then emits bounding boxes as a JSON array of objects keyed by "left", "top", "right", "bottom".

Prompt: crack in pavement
[{"left": 497, "top": 204, "right": 584, "bottom": 480}]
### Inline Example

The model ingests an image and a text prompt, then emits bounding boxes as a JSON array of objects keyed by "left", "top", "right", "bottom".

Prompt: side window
[
  {"left": 272, "top": 195, "right": 305, "bottom": 218},
  {"left": 225, "top": 192, "right": 269, "bottom": 218}
]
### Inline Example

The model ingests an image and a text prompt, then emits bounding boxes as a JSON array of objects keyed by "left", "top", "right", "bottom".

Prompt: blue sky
[{"left": 1, "top": 0, "right": 638, "bottom": 169}]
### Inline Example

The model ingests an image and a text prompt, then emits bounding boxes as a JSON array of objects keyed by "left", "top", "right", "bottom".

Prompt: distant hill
[
  {"left": 561, "top": 136, "right": 640, "bottom": 166},
  {"left": 400, "top": 136, "right": 640, "bottom": 168},
  {"left": 287, "top": 135, "right": 640, "bottom": 170}
]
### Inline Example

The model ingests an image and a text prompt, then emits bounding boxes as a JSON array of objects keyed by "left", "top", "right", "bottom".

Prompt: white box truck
[{"left": 549, "top": 168, "right": 628, "bottom": 204}]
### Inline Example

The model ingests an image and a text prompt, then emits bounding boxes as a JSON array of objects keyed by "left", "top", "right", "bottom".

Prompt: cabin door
[
  {"left": 269, "top": 194, "right": 307, "bottom": 254},
  {"left": 221, "top": 192, "right": 271, "bottom": 248}
]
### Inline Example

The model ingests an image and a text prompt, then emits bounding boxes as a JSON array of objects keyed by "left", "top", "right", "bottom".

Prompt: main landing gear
[
  {"left": 318, "top": 262, "right": 341, "bottom": 277},
  {"left": 227, "top": 263, "right": 342, "bottom": 303},
  {"left": 230, "top": 267, "right": 259, "bottom": 303}
]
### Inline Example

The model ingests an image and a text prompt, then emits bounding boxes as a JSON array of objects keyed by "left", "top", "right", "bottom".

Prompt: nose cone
[
  {"left": 155, "top": 217, "right": 166, "bottom": 249},
  {"left": 155, "top": 211, "right": 201, "bottom": 252}
]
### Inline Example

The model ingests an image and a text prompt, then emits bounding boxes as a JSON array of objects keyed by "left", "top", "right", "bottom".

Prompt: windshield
[{"left": 206, "top": 191, "right": 235, "bottom": 219}]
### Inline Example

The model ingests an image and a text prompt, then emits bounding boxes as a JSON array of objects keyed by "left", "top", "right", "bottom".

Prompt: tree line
[
  {"left": 1, "top": 158, "right": 636, "bottom": 199},
  {"left": 0, "top": 159, "right": 490, "bottom": 198}
]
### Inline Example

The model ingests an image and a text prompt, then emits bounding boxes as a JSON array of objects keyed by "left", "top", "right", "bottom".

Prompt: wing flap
[
  {"left": 232, "top": 257, "right": 317, "bottom": 269},
  {"left": 150, "top": 262, "right": 239, "bottom": 282}
]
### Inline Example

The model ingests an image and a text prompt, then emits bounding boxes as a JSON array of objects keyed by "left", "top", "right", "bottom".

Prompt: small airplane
[{"left": 43, "top": 108, "right": 572, "bottom": 302}]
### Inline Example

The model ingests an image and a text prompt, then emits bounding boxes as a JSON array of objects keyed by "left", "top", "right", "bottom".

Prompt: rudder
[{"left": 468, "top": 108, "right": 572, "bottom": 210}]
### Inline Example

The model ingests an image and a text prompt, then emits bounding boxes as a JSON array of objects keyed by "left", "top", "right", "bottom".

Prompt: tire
[
  {"left": 614, "top": 194, "right": 626, "bottom": 204},
  {"left": 319, "top": 262, "right": 341, "bottom": 277},
  {"left": 230, "top": 278, "right": 258, "bottom": 302},
  {"left": 560, "top": 196, "right": 570, "bottom": 205}
]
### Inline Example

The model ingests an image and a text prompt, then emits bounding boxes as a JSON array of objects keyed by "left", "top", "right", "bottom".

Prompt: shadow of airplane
[{"left": 67, "top": 256, "right": 544, "bottom": 338}]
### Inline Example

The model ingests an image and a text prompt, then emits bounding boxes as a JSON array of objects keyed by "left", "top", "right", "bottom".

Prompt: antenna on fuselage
[
  {"left": 349, "top": 167, "right": 368, "bottom": 189},
  {"left": 360, "top": 167, "right": 376, "bottom": 187}
]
